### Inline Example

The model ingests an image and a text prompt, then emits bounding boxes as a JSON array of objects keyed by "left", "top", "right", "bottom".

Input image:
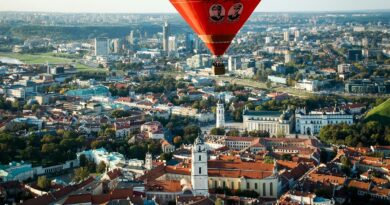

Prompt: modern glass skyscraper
[
  {"left": 162, "top": 22, "right": 170, "bottom": 54},
  {"left": 95, "top": 37, "right": 109, "bottom": 57},
  {"left": 185, "top": 32, "right": 194, "bottom": 54}
]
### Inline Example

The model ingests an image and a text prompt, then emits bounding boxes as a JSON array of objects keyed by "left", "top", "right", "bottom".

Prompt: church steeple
[
  {"left": 145, "top": 152, "right": 153, "bottom": 171},
  {"left": 194, "top": 131, "right": 204, "bottom": 145},
  {"left": 191, "top": 131, "right": 208, "bottom": 196},
  {"left": 273, "top": 159, "right": 278, "bottom": 176},
  {"left": 216, "top": 99, "right": 225, "bottom": 128}
]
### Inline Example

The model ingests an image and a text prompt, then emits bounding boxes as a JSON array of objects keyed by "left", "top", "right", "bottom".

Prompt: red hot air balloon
[{"left": 170, "top": 0, "right": 262, "bottom": 75}]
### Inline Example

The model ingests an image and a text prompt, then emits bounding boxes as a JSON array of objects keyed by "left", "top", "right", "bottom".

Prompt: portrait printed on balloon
[
  {"left": 209, "top": 4, "right": 225, "bottom": 22},
  {"left": 228, "top": 3, "right": 244, "bottom": 22}
]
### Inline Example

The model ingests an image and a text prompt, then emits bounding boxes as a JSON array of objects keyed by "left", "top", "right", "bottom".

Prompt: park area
[{"left": 0, "top": 52, "right": 103, "bottom": 72}]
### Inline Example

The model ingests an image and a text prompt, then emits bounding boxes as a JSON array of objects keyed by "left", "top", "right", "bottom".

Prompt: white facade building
[
  {"left": 77, "top": 148, "right": 144, "bottom": 171},
  {"left": 285, "top": 53, "right": 295, "bottom": 64},
  {"left": 186, "top": 54, "right": 211, "bottom": 69},
  {"left": 295, "top": 79, "right": 322, "bottom": 92},
  {"left": 294, "top": 30, "right": 301, "bottom": 40},
  {"left": 34, "top": 160, "right": 79, "bottom": 176},
  {"left": 280, "top": 191, "right": 335, "bottom": 205},
  {"left": 225, "top": 136, "right": 261, "bottom": 151},
  {"left": 268, "top": 75, "right": 287, "bottom": 85},
  {"left": 0, "top": 161, "right": 34, "bottom": 182},
  {"left": 337, "top": 64, "right": 351, "bottom": 74},
  {"left": 243, "top": 108, "right": 294, "bottom": 136},
  {"left": 295, "top": 108, "right": 354, "bottom": 135},
  {"left": 234, "top": 67, "right": 256, "bottom": 78},
  {"left": 7, "top": 87, "right": 26, "bottom": 99},
  {"left": 141, "top": 121, "right": 164, "bottom": 140},
  {"left": 265, "top": 36, "right": 272, "bottom": 44},
  {"left": 284, "top": 31, "right": 290, "bottom": 42},
  {"left": 168, "top": 36, "right": 177, "bottom": 53},
  {"left": 0, "top": 160, "right": 79, "bottom": 182},
  {"left": 228, "top": 56, "right": 240, "bottom": 72}
]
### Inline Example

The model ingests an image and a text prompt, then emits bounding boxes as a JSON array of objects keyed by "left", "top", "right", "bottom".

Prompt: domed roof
[{"left": 182, "top": 187, "right": 193, "bottom": 195}]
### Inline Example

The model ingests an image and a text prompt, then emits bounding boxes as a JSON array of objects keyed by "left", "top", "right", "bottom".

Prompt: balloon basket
[{"left": 212, "top": 62, "right": 225, "bottom": 75}]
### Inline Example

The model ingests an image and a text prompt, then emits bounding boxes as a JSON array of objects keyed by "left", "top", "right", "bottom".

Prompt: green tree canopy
[{"left": 210, "top": 128, "right": 226, "bottom": 136}]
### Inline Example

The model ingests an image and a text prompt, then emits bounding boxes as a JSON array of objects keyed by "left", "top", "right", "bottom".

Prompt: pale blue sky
[{"left": 0, "top": 0, "right": 389, "bottom": 13}]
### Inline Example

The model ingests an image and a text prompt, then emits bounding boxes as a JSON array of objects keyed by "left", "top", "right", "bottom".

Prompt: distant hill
[{"left": 365, "top": 99, "right": 390, "bottom": 125}]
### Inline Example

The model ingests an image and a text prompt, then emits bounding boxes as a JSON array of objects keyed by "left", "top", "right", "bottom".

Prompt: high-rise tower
[
  {"left": 163, "top": 22, "right": 170, "bottom": 54},
  {"left": 283, "top": 31, "right": 290, "bottom": 42},
  {"left": 95, "top": 37, "right": 109, "bottom": 57},
  {"left": 185, "top": 32, "right": 194, "bottom": 54}
]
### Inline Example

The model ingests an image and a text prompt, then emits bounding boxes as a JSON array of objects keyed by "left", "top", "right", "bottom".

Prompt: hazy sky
[{"left": 0, "top": 0, "right": 390, "bottom": 13}]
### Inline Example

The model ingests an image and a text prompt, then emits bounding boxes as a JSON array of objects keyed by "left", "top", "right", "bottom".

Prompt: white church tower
[
  {"left": 145, "top": 152, "right": 153, "bottom": 171},
  {"left": 216, "top": 100, "right": 225, "bottom": 128},
  {"left": 191, "top": 132, "right": 209, "bottom": 196}
]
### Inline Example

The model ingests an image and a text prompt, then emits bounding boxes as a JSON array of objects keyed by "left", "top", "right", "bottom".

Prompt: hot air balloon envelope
[{"left": 170, "top": 0, "right": 262, "bottom": 56}]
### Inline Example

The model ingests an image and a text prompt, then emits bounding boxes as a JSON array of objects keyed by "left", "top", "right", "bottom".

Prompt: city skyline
[
  {"left": 1, "top": 2, "right": 390, "bottom": 204},
  {"left": 1, "top": 0, "right": 390, "bottom": 13}
]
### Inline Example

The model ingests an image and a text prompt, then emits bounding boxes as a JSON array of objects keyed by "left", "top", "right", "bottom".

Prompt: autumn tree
[
  {"left": 74, "top": 167, "right": 90, "bottom": 182},
  {"left": 97, "top": 161, "right": 107, "bottom": 174},
  {"left": 37, "top": 176, "right": 50, "bottom": 190}
]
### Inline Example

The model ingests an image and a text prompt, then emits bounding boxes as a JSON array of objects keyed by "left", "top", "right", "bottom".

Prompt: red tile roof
[
  {"left": 371, "top": 177, "right": 389, "bottom": 185},
  {"left": 177, "top": 196, "right": 213, "bottom": 205},
  {"left": 281, "top": 163, "right": 313, "bottom": 181},
  {"left": 164, "top": 160, "right": 275, "bottom": 179},
  {"left": 277, "top": 160, "right": 299, "bottom": 169},
  {"left": 115, "top": 83, "right": 128, "bottom": 89},
  {"left": 109, "top": 189, "right": 133, "bottom": 200},
  {"left": 165, "top": 166, "right": 191, "bottom": 175},
  {"left": 226, "top": 136, "right": 259, "bottom": 142},
  {"left": 21, "top": 195, "right": 55, "bottom": 205},
  {"left": 208, "top": 160, "right": 274, "bottom": 171},
  {"left": 308, "top": 173, "right": 346, "bottom": 186},
  {"left": 141, "top": 159, "right": 277, "bottom": 181},
  {"left": 347, "top": 180, "right": 371, "bottom": 191},
  {"left": 63, "top": 194, "right": 91, "bottom": 205},
  {"left": 208, "top": 169, "right": 273, "bottom": 179},
  {"left": 91, "top": 194, "right": 110, "bottom": 204},
  {"left": 106, "top": 169, "right": 122, "bottom": 180},
  {"left": 145, "top": 180, "right": 182, "bottom": 192},
  {"left": 138, "top": 164, "right": 166, "bottom": 181},
  {"left": 370, "top": 186, "right": 390, "bottom": 196},
  {"left": 21, "top": 177, "right": 94, "bottom": 205},
  {"left": 116, "top": 97, "right": 133, "bottom": 103},
  {"left": 63, "top": 191, "right": 134, "bottom": 205}
]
